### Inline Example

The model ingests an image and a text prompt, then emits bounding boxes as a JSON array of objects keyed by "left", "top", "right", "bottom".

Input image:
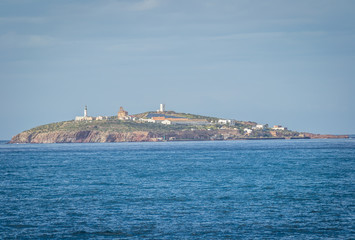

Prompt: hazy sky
[{"left": 1, "top": 0, "right": 354, "bottom": 139}]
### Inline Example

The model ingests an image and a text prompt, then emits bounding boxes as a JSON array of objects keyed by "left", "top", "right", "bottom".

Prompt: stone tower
[{"left": 117, "top": 106, "right": 128, "bottom": 120}]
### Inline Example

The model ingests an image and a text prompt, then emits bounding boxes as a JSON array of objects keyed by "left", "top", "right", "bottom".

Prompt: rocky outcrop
[
  {"left": 9, "top": 129, "right": 244, "bottom": 144},
  {"left": 9, "top": 129, "right": 348, "bottom": 144},
  {"left": 9, "top": 131, "right": 155, "bottom": 143},
  {"left": 303, "top": 133, "right": 349, "bottom": 139}
]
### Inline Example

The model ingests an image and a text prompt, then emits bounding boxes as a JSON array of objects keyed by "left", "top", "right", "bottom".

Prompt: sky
[{"left": 0, "top": 0, "right": 354, "bottom": 139}]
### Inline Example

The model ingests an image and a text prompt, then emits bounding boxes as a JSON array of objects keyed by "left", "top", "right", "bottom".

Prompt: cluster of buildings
[
  {"left": 242, "top": 124, "right": 287, "bottom": 136},
  {"left": 75, "top": 106, "right": 108, "bottom": 121},
  {"left": 217, "top": 119, "right": 235, "bottom": 125},
  {"left": 75, "top": 106, "right": 135, "bottom": 122},
  {"left": 139, "top": 104, "right": 209, "bottom": 125},
  {"left": 141, "top": 116, "right": 209, "bottom": 125},
  {"left": 243, "top": 124, "right": 264, "bottom": 135},
  {"left": 75, "top": 104, "right": 288, "bottom": 134}
]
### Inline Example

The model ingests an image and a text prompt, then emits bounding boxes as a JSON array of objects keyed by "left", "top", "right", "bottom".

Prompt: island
[{"left": 9, "top": 104, "right": 349, "bottom": 144}]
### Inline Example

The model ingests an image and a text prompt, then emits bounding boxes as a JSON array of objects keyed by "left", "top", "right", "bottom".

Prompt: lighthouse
[
  {"left": 75, "top": 105, "right": 93, "bottom": 121},
  {"left": 159, "top": 104, "right": 165, "bottom": 112}
]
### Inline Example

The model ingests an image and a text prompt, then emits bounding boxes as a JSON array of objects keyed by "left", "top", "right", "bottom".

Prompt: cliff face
[
  {"left": 9, "top": 129, "right": 348, "bottom": 144},
  {"left": 9, "top": 129, "right": 241, "bottom": 144},
  {"left": 9, "top": 131, "right": 155, "bottom": 144}
]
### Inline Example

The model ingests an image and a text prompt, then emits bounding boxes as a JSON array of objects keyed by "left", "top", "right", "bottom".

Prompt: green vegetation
[
  {"left": 23, "top": 111, "right": 303, "bottom": 140},
  {"left": 133, "top": 111, "right": 219, "bottom": 122},
  {"left": 25, "top": 118, "right": 195, "bottom": 134}
]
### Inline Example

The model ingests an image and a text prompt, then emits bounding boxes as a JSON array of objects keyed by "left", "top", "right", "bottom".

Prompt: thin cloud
[
  {"left": 84, "top": 0, "right": 162, "bottom": 16},
  {"left": 27, "top": 35, "right": 55, "bottom": 47},
  {"left": 128, "top": 0, "right": 162, "bottom": 11},
  {"left": 0, "top": 16, "right": 45, "bottom": 24},
  {"left": 0, "top": 33, "right": 57, "bottom": 48},
  {"left": 209, "top": 31, "right": 327, "bottom": 41}
]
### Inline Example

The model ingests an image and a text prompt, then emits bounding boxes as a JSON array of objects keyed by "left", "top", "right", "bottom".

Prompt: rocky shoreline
[{"left": 9, "top": 130, "right": 349, "bottom": 144}]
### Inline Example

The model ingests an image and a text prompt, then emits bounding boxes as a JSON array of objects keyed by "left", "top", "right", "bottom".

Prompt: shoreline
[{"left": 7, "top": 135, "right": 349, "bottom": 144}]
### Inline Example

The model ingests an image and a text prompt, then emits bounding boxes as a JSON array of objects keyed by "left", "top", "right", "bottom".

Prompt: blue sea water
[{"left": 0, "top": 139, "right": 354, "bottom": 239}]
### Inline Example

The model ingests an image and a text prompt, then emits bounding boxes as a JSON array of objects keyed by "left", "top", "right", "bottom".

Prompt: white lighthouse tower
[
  {"left": 159, "top": 103, "right": 165, "bottom": 112},
  {"left": 75, "top": 105, "right": 93, "bottom": 121}
]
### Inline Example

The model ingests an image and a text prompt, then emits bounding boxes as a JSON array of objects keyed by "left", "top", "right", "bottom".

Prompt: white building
[
  {"left": 218, "top": 119, "right": 235, "bottom": 126},
  {"left": 140, "top": 118, "right": 156, "bottom": 123},
  {"left": 244, "top": 128, "right": 253, "bottom": 134},
  {"left": 161, "top": 120, "right": 172, "bottom": 125},
  {"left": 96, "top": 116, "right": 108, "bottom": 120},
  {"left": 120, "top": 115, "right": 136, "bottom": 121},
  {"left": 272, "top": 125, "right": 287, "bottom": 131},
  {"left": 252, "top": 124, "right": 264, "bottom": 130}
]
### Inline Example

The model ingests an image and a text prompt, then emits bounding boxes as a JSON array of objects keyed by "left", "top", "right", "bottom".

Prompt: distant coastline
[{"left": 9, "top": 104, "right": 349, "bottom": 144}]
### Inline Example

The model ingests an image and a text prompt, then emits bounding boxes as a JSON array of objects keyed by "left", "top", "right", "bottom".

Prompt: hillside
[
  {"left": 133, "top": 111, "right": 220, "bottom": 122},
  {"left": 23, "top": 119, "right": 190, "bottom": 134},
  {"left": 9, "top": 111, "right": 349, "bottom": 143}
]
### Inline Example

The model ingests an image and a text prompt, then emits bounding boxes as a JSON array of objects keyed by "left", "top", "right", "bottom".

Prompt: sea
[{"left": 0, "top": 138, "right": 354, "bottom": 239}]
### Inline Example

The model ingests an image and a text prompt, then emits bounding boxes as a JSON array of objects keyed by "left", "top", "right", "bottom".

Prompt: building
[
  {"left": 117, "top": 106, "right": 128, "bottom": 120},
  {"left": 151, "top": 117, "right": 166, "bottom": 123},
  {"left": 272, "top": 125, "right": 287, "bottom": 131},
  {"left": 161, "top": 120, "right": 172, "bottom": 125},
  {"left": 218, "top": 119, "right": 236, "bottom": 126},
  {"left": 129, "top": 116, "right": 137, "bottom": 121},
  {"left": 96, "top": 116, "right": 108, "bottom": 120},
  {"left": 140, "top": 118, "right": 156, "bottom": 123},
  {"left": 75, "top": 106, "right": 94, "bottom": 121},
  {"left": 252, "top": 124, "right": 264, "bottom": 130},
  {"left": 244, "top": 128, "right": 253, "bottom": 134},
  {"left": 151, "top": 116, "right": 209, "bottom": 125}
]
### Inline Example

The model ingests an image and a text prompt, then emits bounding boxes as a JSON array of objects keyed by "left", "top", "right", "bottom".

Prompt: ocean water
[{"left": 0, "top": 139, "right": 354, "bottom": 239}]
